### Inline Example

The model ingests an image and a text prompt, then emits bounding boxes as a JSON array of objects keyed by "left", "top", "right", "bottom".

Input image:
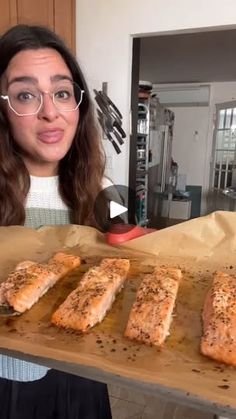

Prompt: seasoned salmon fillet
[
  {"left": 201, "top": 271, "right": 236, "bottom": 366},
  {"left": 51, "top": 258, "right": 130, "bottom": 332},
  {"left": 0, "top": 252, "right": 81, "bottom": 313},
  {"left": 124, "top": 267, "right": 182, "bottom": 346}
]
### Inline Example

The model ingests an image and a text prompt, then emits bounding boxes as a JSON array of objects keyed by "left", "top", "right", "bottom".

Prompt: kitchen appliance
[{"left": 135, "top": 86, "right": 175, "bottom": 226}]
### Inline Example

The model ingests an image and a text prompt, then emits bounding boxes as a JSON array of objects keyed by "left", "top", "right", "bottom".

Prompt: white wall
[
  {"left": 170, "top": 106, "right": 210, "bottom": 186},
  {"left": 165, "top": 82, "right": 236, "bottom": 214},
  {"left": 76, "top": 0, "right": 236, "bottom": 186}
]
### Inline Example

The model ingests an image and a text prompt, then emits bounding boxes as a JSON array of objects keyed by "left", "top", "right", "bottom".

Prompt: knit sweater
[{"left": 0, "top": 175, "right": 111, "bottom": 382}]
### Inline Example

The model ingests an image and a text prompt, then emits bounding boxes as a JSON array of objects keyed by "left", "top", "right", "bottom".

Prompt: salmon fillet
[
  {"left": 51, "top": 258, "right": 130, "bottom": 332},
  {"left": 124, "top": 267, "right": 182, "bottom": 346},
  {"left": 0, "top": 261, "right": 40, "bottom": 305},
  {"left": 0, "top": 252, "right": 81, "bottom": 313},
  {"left": 201, "top": 271, "right": 236, "bottom": 366}
]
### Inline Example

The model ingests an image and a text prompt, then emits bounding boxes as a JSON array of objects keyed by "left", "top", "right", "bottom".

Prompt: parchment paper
[{"left": 0, "top": 211, "right": 236, "bottom": 416}]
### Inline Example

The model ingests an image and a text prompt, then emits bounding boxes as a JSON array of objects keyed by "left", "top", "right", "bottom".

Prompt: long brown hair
[{"left": 0, "top": 24, "right": 107, "bottom": 227}]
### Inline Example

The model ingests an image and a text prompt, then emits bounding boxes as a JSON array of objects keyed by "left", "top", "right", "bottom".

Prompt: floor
[{"left": 108, "top": 384, "right": 216, "bottom": 419}]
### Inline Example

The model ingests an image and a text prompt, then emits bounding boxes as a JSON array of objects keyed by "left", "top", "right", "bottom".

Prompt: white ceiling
[{"left": 139, "top": 29, "right": 236, "bottom": 84}]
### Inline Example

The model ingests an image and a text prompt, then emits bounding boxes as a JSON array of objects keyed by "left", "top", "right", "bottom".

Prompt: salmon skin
[
  {"left": 51, "top": 258, "right": 130, "bottom": 332},
  {"left": 124, "top": 267, "right": 182, "bottom": 346},
  {"left": 0, "top": 252, "right": 81, "bottom": 313},
  {"left": 201, "top": 271, "right": 236, "bottom": 366}
]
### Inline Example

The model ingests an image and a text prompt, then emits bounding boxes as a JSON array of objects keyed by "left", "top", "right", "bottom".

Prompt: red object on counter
[{"left": 106, "top": 224, "right": 156, "bottom": 245}]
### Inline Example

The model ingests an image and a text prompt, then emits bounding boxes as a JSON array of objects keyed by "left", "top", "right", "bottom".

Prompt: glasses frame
[{"left": 0, "top": 83, "right": 84, "bottom": 117}]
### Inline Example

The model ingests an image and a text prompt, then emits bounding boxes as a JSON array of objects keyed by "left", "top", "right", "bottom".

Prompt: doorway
[{"left": 129, "top": 28, "right": 236, "bottom": 228}]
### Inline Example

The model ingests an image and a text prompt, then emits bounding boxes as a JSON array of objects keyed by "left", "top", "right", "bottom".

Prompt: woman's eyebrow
[
  {"left": 8, "top": 76, "right": 37, "bottom": 87},
  {"left": 7, "top": 75, "right": 73, "bottom": 87},
  {"left": 50, "top": 74, "right": 73, "bottom": 83}
]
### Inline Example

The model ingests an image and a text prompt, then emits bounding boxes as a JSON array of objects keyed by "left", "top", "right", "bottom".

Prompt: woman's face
[{"left": 2, "top": 48, "right": 80, "bottom": 176}]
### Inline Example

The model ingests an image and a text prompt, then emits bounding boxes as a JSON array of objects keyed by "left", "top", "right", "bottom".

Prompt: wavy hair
[{"left": 0, "top": 24, "right": 107, "bottom": 227}]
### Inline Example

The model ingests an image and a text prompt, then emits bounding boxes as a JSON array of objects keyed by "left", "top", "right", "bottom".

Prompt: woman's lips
[{"left": 37, "top": 129, "right": 64, "bottom": 144}]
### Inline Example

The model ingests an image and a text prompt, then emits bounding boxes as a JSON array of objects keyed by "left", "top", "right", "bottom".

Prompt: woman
[{"left": 0, "top": 24, "right": 112, "bottom": 418}]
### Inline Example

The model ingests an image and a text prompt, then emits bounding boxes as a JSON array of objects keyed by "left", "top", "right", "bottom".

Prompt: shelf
[
  {"left": 136, "top": 178, "right": 148, "bottom": 182},
  {"left": 136, "top": 171, "right": 148, "bottom": 176},
  {"left": 138, "top": 111, "right": 148, "bottom": 115},
  {"left": 136, "top": 186, "right": 147, "bottom": 192},
  {"left": 138, "top": 219, "right": 149, "bottom": 227},
  {"left": 136, "top": 99, "right": 150, "bottom": 225}
]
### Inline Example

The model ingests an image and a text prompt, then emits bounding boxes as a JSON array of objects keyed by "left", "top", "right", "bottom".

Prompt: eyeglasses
[{"left": 0, "top": 80, "right": 84, "bottom": 116}]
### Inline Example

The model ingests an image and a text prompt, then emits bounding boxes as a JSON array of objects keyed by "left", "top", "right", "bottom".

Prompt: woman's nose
[{"left": 38, "top": 93, "right": 59, "bottom": 121}]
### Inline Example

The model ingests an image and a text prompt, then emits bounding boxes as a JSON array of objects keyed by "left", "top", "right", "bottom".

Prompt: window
[{"left": 211, "top": 102, "right": 236, "bottom": 190}]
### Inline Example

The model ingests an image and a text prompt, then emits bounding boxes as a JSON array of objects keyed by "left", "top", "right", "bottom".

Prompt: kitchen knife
[
  {"left": 105, "top": 131, "right": 121, "bottom": 154},
  {"left": 94, "top": 89, "right": 124, "bottom": 128},
  {"left": 112, "top": 128, "right": 124, "bottom": 145},
  {"left": 97, "top": 110, "right": 121, "bottom": 154},
  {"left": 99, "top": 90, "right": 123, "bottom": 119},
  {"left": 95, "top": 96, "right": 126, "bottom": 140}
]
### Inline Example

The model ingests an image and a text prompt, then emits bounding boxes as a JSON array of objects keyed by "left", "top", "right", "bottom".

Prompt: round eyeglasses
[{"left": 0, "top": 80, "right": 84, "bottom": 116}]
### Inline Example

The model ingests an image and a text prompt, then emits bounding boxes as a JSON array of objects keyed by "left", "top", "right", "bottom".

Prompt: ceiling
[{"left": 139, "top": 29, "right": 236, "bottom": 84}]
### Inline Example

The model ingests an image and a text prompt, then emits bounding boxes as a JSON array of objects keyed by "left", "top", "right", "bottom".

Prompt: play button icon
[
  {"left": 93, "top": 184, "right": 137, "bottom": 233},
  {"left": 94, "top": 184, "right": 155, "bottom": 244},
  {"left": 110, "top": 201, "right": 128, "bottom": 219}
]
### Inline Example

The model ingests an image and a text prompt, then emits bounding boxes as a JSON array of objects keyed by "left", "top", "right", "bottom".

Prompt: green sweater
[{"left": 0, "top": 176, "right": 73, "bottom": 381}]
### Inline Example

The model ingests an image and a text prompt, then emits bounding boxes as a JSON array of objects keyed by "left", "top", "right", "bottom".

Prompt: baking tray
[{"left": 0, "top": 216, "right": 235, "bottom": 417}]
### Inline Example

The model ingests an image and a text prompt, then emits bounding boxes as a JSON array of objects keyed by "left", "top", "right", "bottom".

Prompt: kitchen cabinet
[
  {"left": 0, "top": 1, "right": 17, "bottom": 33},
  {"left": 0, "top": 0, "right": 75, "bottom": 52}
]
